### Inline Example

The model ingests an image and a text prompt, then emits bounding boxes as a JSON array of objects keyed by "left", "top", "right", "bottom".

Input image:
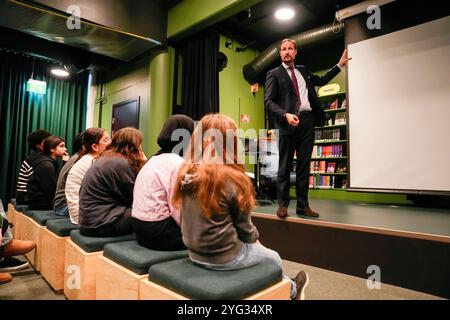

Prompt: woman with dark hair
[
  {"left": 173, "top": 114, "right": 309, "bottom": 300},
  {"left": 53, "top": 132, "right": 85, "bottom": 217},
  {"left": 132, "top": 114, "right": 194, "bottom": 251},
  {"left": 78, "top": 127, "right": 146, "bottom": 237},
  {"left": 25, "top": 135, "right": 67, "bottom": 210},
  {"left": 65, "top": 128, "right": 110, "bottom": 224}
]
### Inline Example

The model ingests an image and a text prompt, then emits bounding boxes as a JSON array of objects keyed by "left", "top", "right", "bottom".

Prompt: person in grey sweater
[
  {"left": 53, "top": 133, "right": 84, "bottom": 216},
  {"left": 78, "top": 127, "right": 146, "bottom": 237},
  {"left": 173, "top": 114, "right": 310, "bottom": 300}
]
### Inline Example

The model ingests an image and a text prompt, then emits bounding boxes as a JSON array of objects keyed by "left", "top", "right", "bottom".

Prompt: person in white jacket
[
  {"left": 65, "top": 128, "right": 110, "bottom": 224},
  {"left": 132, "top": 114, "right": 194, "bottom": 251}
]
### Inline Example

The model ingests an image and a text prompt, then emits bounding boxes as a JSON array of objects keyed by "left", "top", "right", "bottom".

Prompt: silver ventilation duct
[{"left": 242, "top": 22, "right": 345, "bottom": 84}]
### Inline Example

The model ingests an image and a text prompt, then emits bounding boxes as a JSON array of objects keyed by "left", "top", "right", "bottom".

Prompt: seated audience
[
  {"left": 66, "top": 128, "right": 110, "bottom": 224},
  {"left": 53, "top": 133, "right": 84, "bottom": 217},
  {"left": 132, "top": 114, "right": 194, "bottom": 250},
  {"left": 78, "top": 127, "right": 146, "bottom": 237},
  {"left": 173, "top": 114, "right": 309, "bottom": 300},
  {"left": 0, "top": 208, "right": 36, "bottom": 284},
  {"left": 15, "top": 129, "right": 51, "bottom": 205},
  {"left": 25, "top": 136, "right": 67, "bottom": 210}
]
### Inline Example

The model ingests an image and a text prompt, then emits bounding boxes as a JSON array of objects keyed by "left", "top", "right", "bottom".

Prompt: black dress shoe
[
  {"left": 296, "top": 206, "right": 319, "bottom": 217},
  {"left": 276, "top": 206, "right": 288, "bottom": 218}
]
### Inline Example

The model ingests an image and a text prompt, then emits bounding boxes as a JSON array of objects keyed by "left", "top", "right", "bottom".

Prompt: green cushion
[
  {"left": 31, "top": 210, "right": 67, "bottom": 226},
  {"left": 14, "top": 204, "right": 29, "bottom": 213},
  {"left": 148, "top": 258, "right": 283, "bottom": 300},
  {"left": 70, "top": 230, "right": 135, "bottom": 253},
  {"left": 46, "top": 219, "right": 78, "bottom": 237},
  {"left": 10, "top": 198, "right": 17, "bottom": 206},
  {"left": 103, "top": 241, "right": 188, "bottom": 275},
  {"left": 22, "top": 208, "right": 35, "bottom": 217}
]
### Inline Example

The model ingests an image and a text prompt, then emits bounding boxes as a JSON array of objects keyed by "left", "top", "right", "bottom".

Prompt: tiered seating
[
  {"left": 64, "top": 230, "right": 135, "bottom": 300},
  {"left": 21, "top": 210, "right": 67, "bottom": 271},
  {"left": 40, "top": 219, "right": 78, "bottom": 291},
  {"left": 141, "top": 258, "right": 290, "bottom": 300},
  {"left": 96, "top": 240, "right": 187, "bottom": 299},
  {"left": 8, "top": 201, "right": 290, "bottom": 301},
  {"left": 10, "top": 203, "right": 29, "bottom": 239}
]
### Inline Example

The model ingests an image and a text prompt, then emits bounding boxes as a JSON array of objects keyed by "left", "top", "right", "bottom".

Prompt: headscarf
[{"left": 155, "top": 114, "right": 194, "bottom": 156}]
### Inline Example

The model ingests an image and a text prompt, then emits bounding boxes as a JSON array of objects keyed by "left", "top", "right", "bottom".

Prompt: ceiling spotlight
[
  {"left": 275, "top": 8, "right": 295, "bottom": 21},
  {"left": 51, "top": 67, "right": 69, "bottom": 77}
]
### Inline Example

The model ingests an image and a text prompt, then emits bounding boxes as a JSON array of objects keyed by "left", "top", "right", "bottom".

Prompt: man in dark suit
[{"left": 265, "top": 38, "right": 351, "bottom": 218}]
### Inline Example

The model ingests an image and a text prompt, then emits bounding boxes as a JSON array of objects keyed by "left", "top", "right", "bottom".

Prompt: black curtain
[
  {"left": 0, "top": 50, "right": 89, "bottom": 208},
  {"left": 174, "top": 29, "right": 219, "bottom": 120}
]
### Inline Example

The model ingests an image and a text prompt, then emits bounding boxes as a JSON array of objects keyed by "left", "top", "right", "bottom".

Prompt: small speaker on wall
[{"left": 217, "top": 52, "right": 228, "bottom": 72}]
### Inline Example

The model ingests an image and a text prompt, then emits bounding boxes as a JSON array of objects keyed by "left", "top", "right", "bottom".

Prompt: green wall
[
  {"left": 219, "top": 35, "right": 265, "bottom": 133},
  {"left": 168, "top": 0, "right": 261, "bottom": 40},
  {"left": 93, "top": 57, "right": 152, "bottom": 154}
]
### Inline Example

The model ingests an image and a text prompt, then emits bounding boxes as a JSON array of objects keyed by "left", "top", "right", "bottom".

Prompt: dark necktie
[{"left": 289, "top": 66, "right": 301, "bottom": 110}]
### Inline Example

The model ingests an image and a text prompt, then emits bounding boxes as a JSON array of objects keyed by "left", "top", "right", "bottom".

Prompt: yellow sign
[{"left": 318, "top": 83, "right": 340, "bottom": 97}]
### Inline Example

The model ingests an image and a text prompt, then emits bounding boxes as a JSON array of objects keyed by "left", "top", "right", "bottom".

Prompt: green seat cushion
[
  {"left": 22, "top": 208, "right": 35, "bottom": 217},
  {"left": 30, "top": 210, "right": 67, "bottom": 226},
  {"left": 14, "top": 204, "right": 29, "bottom": 213},
  {"left": 70, "top": 230, "right": 135, "bottom": 253},
  {"left": 10, "top": 198, "right": 17, "bottom": 206},
  {"left": 103, "top": 241, "right": 188, "bottom": 275},
  {"left": 148, "top": 258, "right": 283, "bottom": 300},
  {"left": 46, "top": 219, "right": 78, "bottom": 237}
]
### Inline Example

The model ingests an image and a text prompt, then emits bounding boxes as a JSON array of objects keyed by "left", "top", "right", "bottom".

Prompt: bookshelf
[{"left": 309, "top": 91, "right": 348, "bottom": 190}]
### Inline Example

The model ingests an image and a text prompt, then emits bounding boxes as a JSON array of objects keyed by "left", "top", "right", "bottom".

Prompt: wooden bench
[
  {"left": 139, "top": 258, "right": 290, "bottom": 300},
  {"left": 63, "top": 230, "right": 135, "bottom": 300},
  {"left": 21, "top": 210, "right": 67, "bottom": 271},
  {"left": 95, "top": 240, "right": 187, "bottom": 300},
  {"left": 40, "top": 219, "right": 78, "bottom": 291}
]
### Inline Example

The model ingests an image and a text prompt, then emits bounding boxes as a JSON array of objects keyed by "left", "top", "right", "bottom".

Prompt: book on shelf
[
  {"left": 326, "top": 162, "right": 336, "bottom": 173},
  {"left": 329, "top": 98, "right": 339, "bottom": 110},
  {"left": 309, "top": 175, "right": 335, "bottom": 189},
  {"left": 341, "top": 99, "right": 347, "bottom": 109},
  {"left": 334, "top": 112, "right": 346, "bottom": 125}
]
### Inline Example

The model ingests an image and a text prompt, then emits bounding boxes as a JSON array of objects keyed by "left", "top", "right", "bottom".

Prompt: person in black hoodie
[
  {"left": 25, "top": 136, "right": 67, "bottom": 210},
  {"left": 15, "top": 129, "right": 51, "bottom": 205}
]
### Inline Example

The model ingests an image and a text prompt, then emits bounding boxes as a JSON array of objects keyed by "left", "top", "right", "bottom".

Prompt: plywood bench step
[
  {"left": 141, "top": 258, "right": 289, "bottom": 300},
  {"left": 96, "top": 240, "right": 187, "bottom": 299}
]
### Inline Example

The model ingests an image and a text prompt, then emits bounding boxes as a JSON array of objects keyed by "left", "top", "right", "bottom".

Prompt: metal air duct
[{"left": 242, "top": 21, "right": 344, "bottom": 84}]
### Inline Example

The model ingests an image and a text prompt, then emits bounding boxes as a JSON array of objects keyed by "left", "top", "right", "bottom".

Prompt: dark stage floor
[{"left": 253, "top": 199, "right": 450, "bottom": 237}]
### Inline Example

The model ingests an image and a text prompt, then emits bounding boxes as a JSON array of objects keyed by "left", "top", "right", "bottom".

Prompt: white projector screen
[{"left": 348, "top": 16, "right": 450, "bottom": 193}]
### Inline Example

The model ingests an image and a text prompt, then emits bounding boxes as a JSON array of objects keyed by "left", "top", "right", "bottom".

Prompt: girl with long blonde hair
[{"left": 173, "top": 114, "right": 309, "bottom": 300}]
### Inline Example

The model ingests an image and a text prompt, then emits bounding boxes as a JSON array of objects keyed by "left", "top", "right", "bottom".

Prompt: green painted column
[{"left": 147, "top": 49, "right": 173, "bottom": 156}]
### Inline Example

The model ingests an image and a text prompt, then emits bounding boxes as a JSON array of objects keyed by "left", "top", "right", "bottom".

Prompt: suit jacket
[{"left": 265, "top": 64, "right": 341, "bottom": 135}]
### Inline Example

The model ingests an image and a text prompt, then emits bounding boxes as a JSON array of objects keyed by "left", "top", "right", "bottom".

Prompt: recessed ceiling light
[
  {"left": 51, "top": 68, "right": 69, "bottom": 77},
  {"left": 275, "top": 8, "right": 295, "bottom": 21}
]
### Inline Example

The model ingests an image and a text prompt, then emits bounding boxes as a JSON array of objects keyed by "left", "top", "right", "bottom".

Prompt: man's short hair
[
  {"left": 27, "top": 129, "right": 51, "bottom": 151},
  {"left": 279, "top": 38, "right": 297, "bottom": 51}
]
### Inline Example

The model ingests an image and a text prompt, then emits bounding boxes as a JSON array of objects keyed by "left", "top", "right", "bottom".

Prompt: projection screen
[{"left": 347, "top": 16, "right": 450, "bottom": 193}]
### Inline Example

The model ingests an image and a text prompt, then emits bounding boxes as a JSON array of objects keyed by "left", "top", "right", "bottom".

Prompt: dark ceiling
[
  {"left": 217, "top": 0, "right": 364, "bottom": 51},
  {"left": 0, "top": 0, "right": 176, "bottom": 71},
  {"left": 0, "top": 0, "right": 364, "bottom": 72}
]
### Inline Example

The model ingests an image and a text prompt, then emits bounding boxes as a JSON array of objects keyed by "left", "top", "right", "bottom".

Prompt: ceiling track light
[
  {"left": 51, "top": 66, "right": 70, "bottom": 77},
  {"left": 275, "top": 8, "right": 295, "bottom": 21}
]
